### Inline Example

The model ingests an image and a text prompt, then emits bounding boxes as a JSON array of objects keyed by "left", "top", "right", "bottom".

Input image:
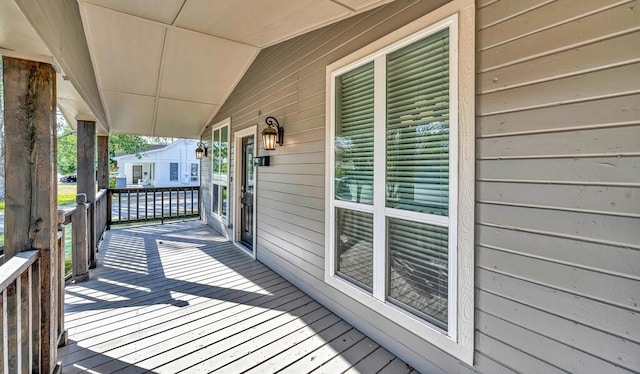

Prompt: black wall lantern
[
  {"left": 195, "top": 142, "right": 208, "bottom": 160},
  {"left": 261, "top": 116, "right": 283, "bottom": 151}
]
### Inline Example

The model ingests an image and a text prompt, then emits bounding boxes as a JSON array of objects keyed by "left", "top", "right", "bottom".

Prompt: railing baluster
[
  {"left": 127, "top": 190, "right": 131, "bottom": 223},
  {"left": 118, "top": 192, "right": 122, "bottom": 223},
  {"left": 0, "top": 291, "right": 4, "bottom": 372},
  {"left": 135, "top": 190, "right": 140, "bottom": 221},
  {"left": 7, "top": 281, "right": 18, "bottom": 372},
  {"left": 30, "top": 259, "right": 40, "bottom": 371},
  {"left": 107, "top": 190, "right": 112, "bottom": 229},
  {"left": 145, "top": 190, "right": 148, "bottom": 221},
  {"left": 20, "top": 271, "right": 30, "bottom": 372}
]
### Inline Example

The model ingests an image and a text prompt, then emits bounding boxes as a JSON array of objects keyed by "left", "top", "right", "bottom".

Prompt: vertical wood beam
[
  {"left": 2, "top": 56, "right": 58, "bottom": 373},
  {"left": 97, "top": 135, "right": 109, "bottom": 190},
  {"left": 77, "top": 120, "right": 96, "bottom": 268}
]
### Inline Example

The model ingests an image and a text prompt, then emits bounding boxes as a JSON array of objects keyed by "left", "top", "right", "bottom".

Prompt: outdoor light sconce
[
  {"left": 261, "top": 116, "right": 283, "bottom": 151},
  {"left": 195, "top": 142, "right": 208, "bottom": 160}
]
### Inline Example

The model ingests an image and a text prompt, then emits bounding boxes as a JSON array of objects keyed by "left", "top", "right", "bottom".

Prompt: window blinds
[
  {"left": 335, "top": 62, "right": 375, "bottom": 204},
  {"left": 386, "top": 29, "right": 450, "bottom": 216}
]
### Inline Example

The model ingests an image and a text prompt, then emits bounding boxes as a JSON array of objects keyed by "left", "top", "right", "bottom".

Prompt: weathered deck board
[{"left": 59, "top": 221, "right": 415, "bottom": 373}]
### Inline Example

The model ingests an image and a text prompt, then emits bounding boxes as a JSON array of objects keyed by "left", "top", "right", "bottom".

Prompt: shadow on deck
[{"left": 58, "top": 221, "right": 415, "bottom": 373}]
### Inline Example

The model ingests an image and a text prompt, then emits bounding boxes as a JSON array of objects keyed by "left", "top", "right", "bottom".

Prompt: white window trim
[
  {"left": 324, "top": 0, "right": 475, "bottom": 365},
  {"left": 211, "top": 117, "right": 230, "bottom": 225}
]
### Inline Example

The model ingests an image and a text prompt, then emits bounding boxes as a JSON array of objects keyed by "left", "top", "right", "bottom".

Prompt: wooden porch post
[
  {"left": 2, "top": 56, "right": 59, "bottom": 373},
  {"left": 77, "top": 120, "right": 97, "bottom": 269},
  {"left": 97, "top": 135, "right": 109, "bottom": 190}
]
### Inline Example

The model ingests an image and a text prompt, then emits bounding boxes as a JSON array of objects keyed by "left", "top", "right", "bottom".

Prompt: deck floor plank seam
[
  {"left": 59, "top": 275, "right": 289, "bottom": 359},
  {"left": 65, "top": 264, "right": 276, "bottom": 325},
  {"left": 59, "top": 221, "right": 415, "bottom": 373},
  {"left": 66, "top": 272, "right": 285, "bottom": 338}
]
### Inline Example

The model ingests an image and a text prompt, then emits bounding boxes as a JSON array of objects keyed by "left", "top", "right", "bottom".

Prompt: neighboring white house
[{"left": 114, "top": 139, "right": 200, "bottom": 188}]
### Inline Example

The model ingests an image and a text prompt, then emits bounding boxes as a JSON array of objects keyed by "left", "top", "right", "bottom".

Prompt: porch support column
[
  {"left": 97, "top": 135, "right": 109, "bottom": 190},
  {"left": 77, "top": 120, "right": 96, "bottom": 269},
  {"left": 2, "top": 56, "right": 59, "bottom": 373}
]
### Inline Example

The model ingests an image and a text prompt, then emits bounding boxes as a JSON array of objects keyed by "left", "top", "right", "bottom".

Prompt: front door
[
  {"left": 240, "top": 135, "right": 255, "bottom": 250},
  {"left": 132, "top": 165, "right": 143, "bottom": 184}
]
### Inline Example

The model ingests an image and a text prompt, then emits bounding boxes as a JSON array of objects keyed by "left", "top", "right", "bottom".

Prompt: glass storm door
[{"left": 240, "top": 135, "right": 255, "bottom": 250}]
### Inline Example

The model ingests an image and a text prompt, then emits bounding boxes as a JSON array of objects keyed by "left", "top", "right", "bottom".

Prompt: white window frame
[
  {"left": 211, "top": 118, "right": 230, "bottom": 225},
  {"left": 324, "top": 0, "right": 475, "bottom": 364}
]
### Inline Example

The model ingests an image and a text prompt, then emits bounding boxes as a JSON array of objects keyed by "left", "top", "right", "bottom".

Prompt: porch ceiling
[
  {"left": 0, "top": 0, "right": 108, "bottom": 133},
  {"left": 1, "top": 0, "right": 392, "bottom": 139},
  {"left": 77, "top": 0, "right": 393, "bottom": 138}
]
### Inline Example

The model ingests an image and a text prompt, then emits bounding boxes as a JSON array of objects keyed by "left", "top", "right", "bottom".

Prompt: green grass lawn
[
  {"left": 57, "top": 183, "right": 78, "bottom": 207},
  {"left": 1, "top": 184, "right": 77, "bottom": 256},
  {"left": 64, "top": 225, "right": 73, "bottom": 276},
  {"left": 0, "top": 184, "right": 77, "bottom": 211}
]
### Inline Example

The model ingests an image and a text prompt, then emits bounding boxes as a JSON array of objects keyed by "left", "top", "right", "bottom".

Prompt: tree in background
[
  {"left": 56, "top": 110, "right": 176, "bottom": 173},
  {"left": 57, "top": 115, "right": 77, "bottom": 175}
]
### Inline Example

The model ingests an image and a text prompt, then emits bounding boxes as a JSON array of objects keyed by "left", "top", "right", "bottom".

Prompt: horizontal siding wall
[
  {"left": 204, "top": 1, "right": 484, "bottom": 372},
  {"left": 200, "top": 0, "right": 640, "bottom": 373},
  {"left": 476, "top": 0, "right": 640, "bottom": 373}
]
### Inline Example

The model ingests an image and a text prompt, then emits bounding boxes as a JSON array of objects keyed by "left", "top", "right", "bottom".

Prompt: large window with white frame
[
  {"left": 326, "top": 1, "right": 474, "bottom": 364},
  {"left": 211, "top": 121, "right": 229, "bottom": 222}
]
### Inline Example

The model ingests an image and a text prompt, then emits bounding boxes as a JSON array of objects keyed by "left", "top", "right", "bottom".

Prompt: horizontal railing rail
[{"left": 108, "top": 186, "right": 200, "bottom": 225}]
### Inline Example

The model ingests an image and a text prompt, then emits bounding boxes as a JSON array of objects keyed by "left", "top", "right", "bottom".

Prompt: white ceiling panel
[
  {"left": 82, "top": 0, "right": 185, "bottom": 25},
  {"left": 81, "top": 3, "right": 166, "bottom": 96},
  {"left": 159, "top": 28, "right": 259, "bottom": 104},
  {"left": 71, "top": 0, "right": 393, "bottom": 138},
  {"left": 154, "top": 98, "right": 218, "bottom": 138},
  {"left": 102, "top": 91, "right": 156, "bottom": 135},
  {"left": 0, "top": 0, "right": 49, "bottom": 56},
  {"left": 174, "top": 0, "right": 350, "bottom": 47}
]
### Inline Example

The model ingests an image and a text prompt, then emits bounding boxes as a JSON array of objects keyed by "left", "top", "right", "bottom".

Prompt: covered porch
[
  {"left": 59, "top": 220, "right": 410, "bottom": 373},
  {"left": 2, "top": 0, "right": 638, "bottom": 372}
]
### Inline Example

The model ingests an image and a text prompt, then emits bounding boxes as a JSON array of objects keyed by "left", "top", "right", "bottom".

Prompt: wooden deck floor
[{"left": 59, "top": 221, "right": 416, "bottom": 373}]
